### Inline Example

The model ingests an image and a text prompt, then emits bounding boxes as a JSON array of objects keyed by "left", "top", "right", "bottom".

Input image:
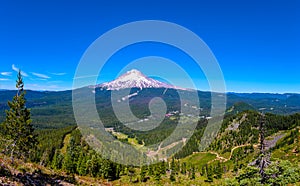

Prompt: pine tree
[
  {"left": 140, "top": 165, "right": 147, "bottom": 182},
  {"left": 169, "top": 158, "right": 177, "bottom": 181},
  {"left": 190, "top": 165, "right": 195, "bottom": 180},
  {"left": 181, "top": 162, "right": 187, "bottom": 175},
  {"left": 215, "top": 161, "right": 223, "bottom": 179},
  {"left": 160, "top": 160, "right": 166, "bottom": 175},
  {"left": 1, "top": 70, "right": 37, "bottom": 162},
  {"left": 115, "top": 164, "right": 123, "bottom": 179},
  {"left": 201, "top": 165, "right": 206, "bottom": 176},
  {"left": 62, "top": 137, "right": 77, "bottom": 173},
  {"left": 205, "top": 165, "right": 213, "bottom": 182},
  {"left": 76, "top": 151, "right": 87, "bottom": 176},
  {"left": 101, "top": 159, "right": 113, "bottom": 179},
  {"left": 170, "top": 168, "right": 176, "bottom": 182},
  {"left": 127, "top": 165, "right": 135, "bottom": 183},
  {"left": 153, "top": 163, "right": 161, "bottom": 182},
  {"left": 51, "top": 149, "right": 63, "bottom": 170},
  {"left": 170, "top": 158, "right": 176, "bottom": 173},
  {"left": 148, "top": 164, "right": 153, "bottom": 176}
]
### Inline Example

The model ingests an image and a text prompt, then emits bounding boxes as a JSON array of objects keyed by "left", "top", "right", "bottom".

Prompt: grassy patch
[
  {"left": 61, "top": 133, "right": 71, "bottom": 154},
  {"left": 182, "top": 152, "right": 216, "bottom": 169},
  {"left": 113, "top": 131, "right": 128, "bottom": 139},
  {"left": 221, "top": 152, "right": 231, "bottom": 159}
]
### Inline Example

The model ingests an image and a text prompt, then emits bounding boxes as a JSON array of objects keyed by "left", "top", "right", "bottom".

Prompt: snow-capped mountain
[{"left": 95, "top": 69, "right": 181, "bottom": 90}]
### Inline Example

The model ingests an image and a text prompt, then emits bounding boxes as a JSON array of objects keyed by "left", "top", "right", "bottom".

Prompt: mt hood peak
[{"left": 95, "top": 69, "right": 181, "bottom": 90}]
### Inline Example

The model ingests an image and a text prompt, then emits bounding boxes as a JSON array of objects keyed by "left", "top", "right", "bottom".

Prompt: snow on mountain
[{"left": 94, "top": 69, "right": 182, "bottom": 90}]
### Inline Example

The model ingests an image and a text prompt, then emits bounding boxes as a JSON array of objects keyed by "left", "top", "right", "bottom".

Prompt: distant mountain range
[{"left": 0, "top": 70, "right": 299, "bottom": 129}]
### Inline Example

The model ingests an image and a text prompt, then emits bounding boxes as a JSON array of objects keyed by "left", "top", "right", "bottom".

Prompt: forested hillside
[
  {"left": 1, "top": 109, "right": 299, "bottom": 185},
  {"left": 1, "top": 88, "right": 300, "bottom": 130},
  {"left": 0, "top": 81, "right": 300, "bottom": 185}
]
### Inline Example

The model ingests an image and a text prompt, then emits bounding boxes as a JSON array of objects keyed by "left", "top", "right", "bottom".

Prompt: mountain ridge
[{"left": 93, "top": 69, "right": 185, "bottom": 90}]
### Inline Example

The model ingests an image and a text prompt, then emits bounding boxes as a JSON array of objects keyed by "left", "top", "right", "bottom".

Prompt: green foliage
[
  {"left": 181, "top": 152, "right": 216, "bottom": 170},
  {"left": 215, "top": 161, "right": 223, "bottom": 179},
  {"left": 51, "top": 149, "right": 63, "bottom": 170},
  {"left": 225, "top": 178, "right": 239, "bottom": 186},
  {"left": 274, "top": 127, "right": 300, "bottom": 150},
  {"left": 140, "top": 165, "right": 147, "bottom": 182},
  {"left": 264, "top": 159, "right": 300, "bottom": 185},
  {"left": 1, "top": 71, "right": 37, "bottom": 161},
  {"left": 231, "top": 145, "right": 255, "bottom": 162},
  {"left": 209, "top": 111, "right": 300, "bottom": 156},
  {"left": 76, "top": 151, "right": 87, "bottom": 176},
  {"left": 205, "top": 164, "right": 213, "bottom": 182},
  {"left": 236, "top": 166, "right": 261, "bottom": 185},
  {"left": 62, "top": 137, "right": 78, "bottom": 173},
  {"left": 127, "top": 166, "right": 135, "bottom": 183},
  {"left": 32, "top": 126, "right": 75, "bottom": 164},
  {"left": 227, "top": 159, "right": 300, "bottom": 186},
  {"left": 48, "top": 129, "right": 123, "bottom": 180},
  {"left": 226, "top": 101, "right": 257, "bottom": 115},
  {"left": 181, "top": 162, "right": 187, "bottom": 175},
  {"left": 1, "top": 81, "right": 299, "bottom": 185},
  {"left": 169, "top": 169, "right": 176, "bottom": 182},
  {"left": 190, "top": 165, "right": 195, "bottom": 180},
  {"left": 174, "top": 119, "right": 208, "bottom": 159}
]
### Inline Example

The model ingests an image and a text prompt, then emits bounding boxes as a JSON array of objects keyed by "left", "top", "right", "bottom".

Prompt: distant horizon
[
  {"left": 1, "top": 84, "right": 299, "bottom": 95},
  {"left": 1, "top": 68, "right": 300, "bottom": 94},
  {"left": 1, "top": 67, "right": 299, "bottom": 94},
  {"left": 1, "top": 88, "right": 299, "bottom": 95}
]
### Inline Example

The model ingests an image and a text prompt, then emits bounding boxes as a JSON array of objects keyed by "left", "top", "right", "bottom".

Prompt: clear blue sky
[{"left": 0, "top": 0, "right": 299, "bottom": 93}]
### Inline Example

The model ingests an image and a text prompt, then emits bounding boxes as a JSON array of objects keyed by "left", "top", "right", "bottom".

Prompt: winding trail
[
  {"left": 201, "top": 132, "right": 286, "bottom": 164},
  {"left": 198, "top": 144, "right": 252, "bottom": 163}
]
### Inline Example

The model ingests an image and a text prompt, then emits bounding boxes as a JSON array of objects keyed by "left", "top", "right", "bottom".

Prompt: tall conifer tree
[{"left": 1, "top": 70, "right": 37, "bottom": 162}]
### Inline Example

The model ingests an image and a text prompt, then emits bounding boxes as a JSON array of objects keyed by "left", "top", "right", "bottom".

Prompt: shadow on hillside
[
  {"left": 0, "top": 165, "right": 75, "bottom": 186},
  {"left": 15, "top": 172, "right": 75, "bottom": 186}
]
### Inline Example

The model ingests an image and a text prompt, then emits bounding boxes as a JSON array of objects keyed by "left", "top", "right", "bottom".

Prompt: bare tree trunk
[{"left": 258, "top": 113, "right": 270, "bottom": 183}]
